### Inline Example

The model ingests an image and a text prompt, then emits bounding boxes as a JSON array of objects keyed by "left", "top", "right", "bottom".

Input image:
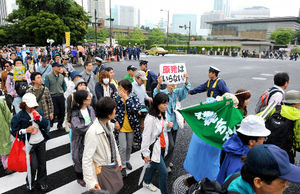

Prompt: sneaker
[
  {"left": 77, "top": 179, "right": 86, "bottom": 187},
  {"left": 39, "top": 184, "right": 49, "bottom": 192},
  {"left": 167, "top": 166, "right": 172, "bottom": 173},
  {"left": 126, "top": 162, "right": 133, "bottom": 170},
  {"left": 143, "top": 182, "right": 158, "bottom": 192},
  {"left": 121, "top": 168, "right": 127, "bottom": 177},
  {"left": 169, "top": 162, "right": 174, "bottom": 168}
]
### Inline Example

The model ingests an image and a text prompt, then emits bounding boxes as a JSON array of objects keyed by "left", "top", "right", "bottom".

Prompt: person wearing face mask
[
  {"left": 153, "top": 73, "right": 191, "bottom": 173},
  {"left": 95, "top": 70, "right": 117, "bottom": 101}
]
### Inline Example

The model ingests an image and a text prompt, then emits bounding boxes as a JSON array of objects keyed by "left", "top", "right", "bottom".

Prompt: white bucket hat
[
  {"left": 237, "top": 115, "right": 271, "bottom": 137},
  {"left": 22, "top": 93, "right": 39, "bottom": 108}
]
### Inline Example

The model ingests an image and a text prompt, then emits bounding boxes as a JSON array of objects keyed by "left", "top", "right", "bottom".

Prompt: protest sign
[
  {"left": 65, "top": 32, "right": 70, "bottom": 47},
  {"left": 13, "top": 66, "right": 26, "bottom": 81},
  {"left": 178, "top": 98, "right": 243, "bottom": 149},
  {"left": 160, "top": 63, "right": 186, "bottom": 84}
]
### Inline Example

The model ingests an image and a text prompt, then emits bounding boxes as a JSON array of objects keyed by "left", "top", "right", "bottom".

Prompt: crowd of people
[{"left": 0, "top": 45, "right": 300, "bottom": 194}]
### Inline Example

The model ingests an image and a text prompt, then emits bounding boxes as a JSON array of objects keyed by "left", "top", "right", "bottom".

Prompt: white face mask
[{"left": 103, "top": 78, "right": 109, "bottom": 85}]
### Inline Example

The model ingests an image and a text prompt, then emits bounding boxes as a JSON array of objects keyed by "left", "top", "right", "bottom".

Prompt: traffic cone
[{"left": 108, "top": 56, "right": 111, "bottom": 62}]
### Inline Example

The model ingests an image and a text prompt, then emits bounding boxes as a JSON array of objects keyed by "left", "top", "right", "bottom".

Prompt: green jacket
[
  {"left": 0, "top": 99, "right": 13, "bottom": 155},
  {"left": 268, "top": 105, "right": 300, "bottom": 150}
]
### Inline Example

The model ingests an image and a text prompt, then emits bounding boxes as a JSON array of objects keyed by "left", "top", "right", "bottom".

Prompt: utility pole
[
  {"left": 109, "top": 0, "right": 112, "bottom": 47},
  {"left": 94, "top": 9, "right": 97, "bottom": 48},
  {"left": 179, "top": 21, "right": 191, "bottom": 54}
]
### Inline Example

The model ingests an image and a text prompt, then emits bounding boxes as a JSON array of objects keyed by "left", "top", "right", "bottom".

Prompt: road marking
[
  {"left": 260, "top": 73, "right": 273, "bottom": 77},
  {"left": 252, "top": 77, "right": 267, "bottom": 80},
  {"left": 46, "top": 134, "right": 69, "bottom": 151}
]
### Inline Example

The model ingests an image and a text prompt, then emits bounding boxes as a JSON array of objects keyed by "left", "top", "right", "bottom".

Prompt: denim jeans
[
  {"left": 12, "top": 96, "right": 22, "bottom": 114},
  {"left": 144, "top": 154, "right": 169, "bottom": 194}
]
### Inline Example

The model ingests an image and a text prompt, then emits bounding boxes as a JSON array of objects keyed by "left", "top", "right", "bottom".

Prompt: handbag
[
  {"left": 93, "top": 162, "right": 123, "bottom": 194},
  {"left": 7, "top": 133, "right": 28, "bottom": 172}
]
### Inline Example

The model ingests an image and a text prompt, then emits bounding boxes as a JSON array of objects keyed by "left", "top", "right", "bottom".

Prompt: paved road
[{"left": 1, "top": 54, "right": 299, "bottom": 194}]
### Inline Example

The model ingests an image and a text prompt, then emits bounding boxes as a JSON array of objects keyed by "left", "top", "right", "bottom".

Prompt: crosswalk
[{"left": 0, "top": 124, "right": 162, "bottom": 194}]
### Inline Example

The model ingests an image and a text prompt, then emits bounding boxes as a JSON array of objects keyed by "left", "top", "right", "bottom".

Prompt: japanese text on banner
[
  {"left": 160, "top": 63, "right": 186, "bottom": 84},
  {"left": 65, "top": 32, "right": 70, "bottom": 47}
]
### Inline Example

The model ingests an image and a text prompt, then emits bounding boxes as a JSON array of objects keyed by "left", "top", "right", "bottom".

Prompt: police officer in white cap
[
  {"left": 93, "top": 57, "right": 106, "bottom": 81},
  {"left": 189, "top": 66, "right": 230, "bottom": 98}
]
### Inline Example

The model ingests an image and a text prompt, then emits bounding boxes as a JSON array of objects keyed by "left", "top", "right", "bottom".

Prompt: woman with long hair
[
  {"left": 141, "top": 92, "right": 173, "bottom": 194},
  {"left": 71, "top": 90, "right": 96, "bottom": 187},
  {"left": 95, "top": 70, "right": 117, "bottom": 100},
  {"left": 235, "top": 89, "right": 251, "bottom": 117}
]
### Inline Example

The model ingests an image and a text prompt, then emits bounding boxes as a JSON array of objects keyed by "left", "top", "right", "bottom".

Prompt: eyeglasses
[{"left": 5, "top": 65, "right": 10, "bottom": 67}]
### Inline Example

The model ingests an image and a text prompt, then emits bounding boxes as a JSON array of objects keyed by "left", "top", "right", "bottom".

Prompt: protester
[
  {"left": 114, "top": 79, "right": 142, "bottom": 177},
  {"left": 71, "top": 90, "right": 96, "bottom": 187},
  {"left": 141, "top": 92, "right": 172, "bottom": 194},
  {"left": 11, "top": 93, "right": 49, "bottom": 191},
  {"left": 0, "top": 99, "right": 13, "bottom": 175},
  {"left": 95, "top": 70, "right": 117, "bottom": 100},
  {"left": 189, "top": 66, "right": 230, "bottom": 98},
  {"left": 105, "top": 67, "right": 118, "bottom": 88},
  {"left": 139, "top": 60, "right": 158, "bottom": 97},
  {"left": 154, "top": 73, "right": 191, "bottom": 172},
  {"left": 1, "top": 61, "right": 13, "bottom": 111},
  {"left": 235, "top": 89, "right": 251, "bottom": 117},
  {"left": 264, "top": 90, "right": 300, "bottom": 164},
  {"left": 36, "top": 56, "right": 52, "bottom": 82},
  {"left": 123, "top": 65, "right": 137, "bottom": 83},
  {"left": 44, "top": 62, "right": 67, "bottom": 130},
  {"left": 64, "top": 71, "right": 82, "bottom": 99},
  {"left": 226, "top": 144, "right": 300, "bottom": 194},
  {"left": 80, "top": 61, "right": 97, "bottom": 105},
  {"left": 61, "top": 54, "right": 75, "bottom": 77},
  {"left": 6, "top": 58, "right": 31, "bottom": 113},
  {"left": 216, "top": 115, "right": 270, "bottom": 184},
  {"left": 82, "top": 97, "right": 122, "bottom": 193},
  {"left": 27, "top": 72, "right": 54, "bottom": 133}
]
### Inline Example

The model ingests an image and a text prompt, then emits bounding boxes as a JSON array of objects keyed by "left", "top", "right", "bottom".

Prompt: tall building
[
  {"left": 214, "top": 0, "right": 230, "bottom": 18},
  {"left": 87, "top": 0, "right": 106, "bottom": 22},
  {"left": 119, "top": 5, "right": 135, "bottom": 27},
  {"left": 111, "top": 5, "right": 119, "bottom": 26},
  {"left": 137, "top": 9, "right": 141, "bottom": 28},
  {"left": 171, "top": 14, "right": 197, "bottom": 35},
  {"left": 231, "top": 6, "right": 270, "bottom": 19},
  {"left": 0, "top": 0, "right": 8, "bottom": 25},
  {"left": 200, "top": 10, "right": 225, "bottom": 36}
]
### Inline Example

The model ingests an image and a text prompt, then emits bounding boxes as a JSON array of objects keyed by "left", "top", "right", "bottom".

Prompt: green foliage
[
  {"left": 3, "top": 0, "right": 89, "bottom": 45},
  {"left": 291, "top": 47, "right": 300, "bottom": 53},
  {"left": 295, "top": 30, "right": 300, "bottom": 45},
  {"left": 154, "top": 44, "right": 240, "bottom": 53},
  {"left": 269, "top": 29, "right": 295, "bottom": 45}
]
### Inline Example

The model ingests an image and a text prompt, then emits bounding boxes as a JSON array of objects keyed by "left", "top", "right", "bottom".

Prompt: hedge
[{"left": 151, "top": 44, "right": 241, "bottom": 52}]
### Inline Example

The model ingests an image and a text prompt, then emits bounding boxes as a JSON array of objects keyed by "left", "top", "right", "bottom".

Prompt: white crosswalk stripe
[{"left": 0, "top": 125, "right": 161, "bottom": 194}]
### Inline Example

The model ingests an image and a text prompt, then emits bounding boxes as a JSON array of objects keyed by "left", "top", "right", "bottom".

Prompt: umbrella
[
  {"left": 25, "top": 134, "right": 32, "bottom": 190},
  {"left": 138, "top": 163, "right": 149, "bottom": 186}
]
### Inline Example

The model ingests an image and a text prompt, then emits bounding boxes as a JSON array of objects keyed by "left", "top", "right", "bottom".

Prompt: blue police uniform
[
  {"left": 128, "top": 47, "right": 133, "bottom": 60},
  {"left": 144, "top": 69, "right": 158, "bottom": 98},
  {"left": 189, "top": 77, "right": 230, "bottom": 98}
]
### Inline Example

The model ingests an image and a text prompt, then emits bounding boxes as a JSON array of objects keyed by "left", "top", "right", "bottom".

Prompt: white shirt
[
  {"left": 103, "top": 85, "right": 110, "bottom": 97},
  {"left": 269, "top": 85, "right": 285, "bottom": 105},
  {"left": 28, "top": 113, "right": 44, "bottom": 145},
  {"left": 132, "top": 80, "right": 149, "bottom": 105}
]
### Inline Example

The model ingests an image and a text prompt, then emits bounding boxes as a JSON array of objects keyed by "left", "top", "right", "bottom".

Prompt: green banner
[{"left": 179, "top": 99, "right": 243, "bottom": 149}]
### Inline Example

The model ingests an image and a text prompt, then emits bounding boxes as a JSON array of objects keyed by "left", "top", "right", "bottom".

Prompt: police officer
[
  {"left": 93, "top": 57, "right": 106, "bottom": 81},
  {"left": 139, "top": 60, "right": 158, "bottom": 98},
  {"left": 189, "top": 66, "right": 230, "bottom": 98}
]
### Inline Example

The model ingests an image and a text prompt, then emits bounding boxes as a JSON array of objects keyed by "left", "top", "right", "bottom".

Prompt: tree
[
  {"left": 269, "top": 29, "right": 295, "bottom": 45},
  {"left": 295, "top": 30, "right": 300, "bottom": 45},
  {"left": 5, "top": 0, "right": 89, "bottom": 45},
  {"left": 147, "top": 27, "right": 166, "bottom": 46}
]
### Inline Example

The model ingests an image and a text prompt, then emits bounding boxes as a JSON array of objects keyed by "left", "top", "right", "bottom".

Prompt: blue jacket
[
  {"left": 128, "top": 48, "right": 133, "bottom": 55},
  {"left": 113, "top": 94, "right": 142, "bottom": 144},
  {"left": 95, "top": 83, "right": 117, "bottom": 100},
  {"left": 93, "top": 64, "right": 106, "bottom": 75},
  {"left": 153, "top": 82, "right": 191, "bottom": 130},
  {"left": 217, "top": 134, "right": 249, "bottom": 184},
  {"left": 144, "top": 69, "right": 158, "bottom": 97},
  {"left": 11, "top": 109, "right": 49, "bottom": 143},
  {"left": 227, "top": 175, "right": 254, "bottom": 194},
  {"left": 189, "top": 77, "right": 230, "bottom": 98}
]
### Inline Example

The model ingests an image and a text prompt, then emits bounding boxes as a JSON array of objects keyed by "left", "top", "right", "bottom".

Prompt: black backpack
[
  {"left": 15, "top": 80, "right": 29, "bottom": 97},
  {"left": 255, "top": 87, "right": 283, "bottom": 114},
  {"left": 187, "top": 173, "right": 240, "bottom": 194},
  {"left": 265, "top": 105, "right": 296, "bottom": 161}
]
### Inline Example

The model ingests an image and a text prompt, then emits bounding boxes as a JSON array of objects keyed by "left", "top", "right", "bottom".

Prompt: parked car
[{"left": 144, "top": 47, "right": 168, "bottom": 56}]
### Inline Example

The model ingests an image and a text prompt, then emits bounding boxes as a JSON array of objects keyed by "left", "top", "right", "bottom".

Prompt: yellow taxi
[{"left": 144, "top": 47, "right": 168, "bottom": 56}]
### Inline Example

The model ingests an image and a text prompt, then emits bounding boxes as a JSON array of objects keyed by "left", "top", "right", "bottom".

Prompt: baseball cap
[
  {"left": 41, "top": 56, "right": 47, "bottom": 62},
  {"left": 135, "top": 70, "right": 147, "bottom": 81},
  {"left": 52, "top": 62, "right": 63, "bottom": 67},
  {"left": 237, "top": 115, "right": 271, "bottom": 137},
  {"left": 95, "top": 57, "right": 103, "bottom": 62},
  {"left": 283, "top": 90, "right": 300, "bottom": 104},
  {"left": 246, "top": 144, "right": 300, "bottom": 183},
  {"left": 62, "top": 55, "right": 69, "bottom": 60},
  {"left": 22, "top": 93, "right": 39, "bottom": 108},
  {"left": 70, "top": 71, "right": 82, "bottom": 81},
  {"left": 139, "top": 60, "right": 148, "bottom": 66},
  {"left": 127, "top": 65, "right": 137, "bottom": 71}
]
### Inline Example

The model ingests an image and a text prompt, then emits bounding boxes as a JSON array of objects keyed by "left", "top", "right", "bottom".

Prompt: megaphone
[{"left": 47, "top": 39, "right": 54, "bottom": 45}]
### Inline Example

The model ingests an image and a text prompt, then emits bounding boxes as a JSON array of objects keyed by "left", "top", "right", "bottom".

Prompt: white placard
[{"left": 160, "top": 63, "right": 186, "bottom": 84}]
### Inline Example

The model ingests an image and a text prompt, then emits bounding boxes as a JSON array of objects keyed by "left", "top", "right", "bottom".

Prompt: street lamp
[
  {"left": 160, "top": 9, "right": 169, "bottom": 51},
  {"left": 179, "top": 21, "right": 191, "bottom": 54}
]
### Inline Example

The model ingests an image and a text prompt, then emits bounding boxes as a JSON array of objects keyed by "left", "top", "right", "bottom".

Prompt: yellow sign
[
  {"left": 13, "top": 66, "right": 26, "bottom": 81},
  {"left": 65, "top": 32, "right": 70, "bottom": 46}
]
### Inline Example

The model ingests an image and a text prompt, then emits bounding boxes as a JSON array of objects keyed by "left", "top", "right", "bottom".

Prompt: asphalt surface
[{"left": 76, "top": 54, "right": 300, "bottom": 193}]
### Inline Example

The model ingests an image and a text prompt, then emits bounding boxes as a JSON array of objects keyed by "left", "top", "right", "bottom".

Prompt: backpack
[
  {"left": 265, "top": 105, "right": 295, "bottom": 158},
  {"left": 15, "top": 81, "right": 29, "bottom": 97},
  {"left": 187, "top": 173, "right": 240, "bottom": 194},
  {"left": 255, "top": 87, "right": 283, "bottom": 114}
]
